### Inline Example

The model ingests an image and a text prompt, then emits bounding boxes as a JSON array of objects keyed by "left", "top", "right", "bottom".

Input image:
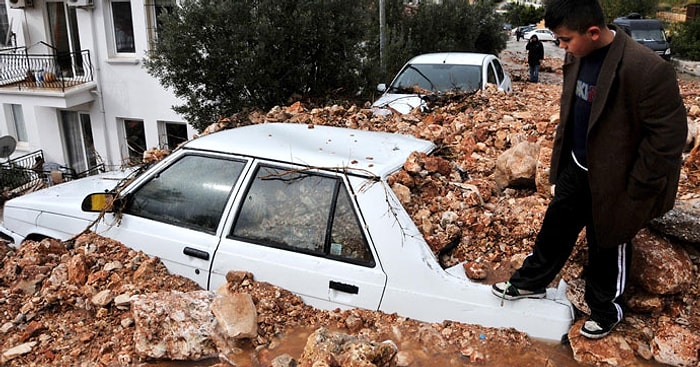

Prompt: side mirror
[
  {"left": 81, "top": 192, "right": 118, "bottom": 212},
  {"left": 377, "top": 83, "right": 387, "bottom": 92}
]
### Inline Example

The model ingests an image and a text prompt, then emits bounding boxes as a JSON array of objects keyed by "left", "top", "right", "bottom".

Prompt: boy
[{"left": 492, "top": 0, "right": 687, "bottom": 339}]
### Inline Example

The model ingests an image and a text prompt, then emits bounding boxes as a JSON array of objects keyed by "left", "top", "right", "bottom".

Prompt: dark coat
[
  {"left": 550, "top": 26, "right": 687, "bottom": 248},
  {"left": 526, "top": 39, "right": 544, "bottom": 66}
]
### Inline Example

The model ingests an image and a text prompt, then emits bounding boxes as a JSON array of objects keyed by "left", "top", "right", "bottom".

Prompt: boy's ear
[{"left": 587, "top": 26, "right": 602, "bottom": 41}]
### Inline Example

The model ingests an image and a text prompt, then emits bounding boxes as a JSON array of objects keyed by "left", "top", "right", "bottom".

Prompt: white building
[{"left": 0, "top": 0, "right": 194, "bottom": 177}]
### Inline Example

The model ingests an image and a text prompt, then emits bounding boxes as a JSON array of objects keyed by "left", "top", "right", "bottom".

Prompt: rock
[
  {"left": 493, "top": 141, "right": 540, "bottom": 190},
  {"left": 565, "top": 278, "right": 590, "bottom": 315},
  {"left": 211, "top": 289, "right": 258, "bottom": 339},
  {"left": 463, "top": 261, "right": 489, "bottom": 280},
  {"left": 631, "top": 229, "right": 693, "bottom": 295},
  {"left": 651, "top": 323, "right": 700, "bottom": 367},
  {"left": 67, "top": 253, "right": 88, "bottom": 285},
  {"left": 132, "top": 290, "right": 217, "bottom": 360},
  {"left": 91, "top": 289, "right": 113, "bottom": 307},
  {"left": 271, "top": 353, "right": 298, "bottom": 367},
  {"left": 395, "top": 350, "right": 414, "bottom": 366},
  {"left": 391, "top": 183, "right": 412, "bottom": 205},
  {"left": 535, "top": 146, "right": 553, "bottom": 199},
  {"left": 650, "top": 199, "right": 700, "bottom": 244},
  {"left": 625, "top": 291, "right": 664, "bottom": 313},
  {"left": 299, "top": 327, "right": 397, "bottom": 367},
  {"left": 568, "top": 319, "right": 636, "bottom": 366},
  {"left": 1, "top": 342, "right": 37, "bottom": 363}
]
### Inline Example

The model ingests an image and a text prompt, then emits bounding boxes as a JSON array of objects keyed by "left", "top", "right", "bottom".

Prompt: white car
[
  {"left": 524, "top": 29, "right": 560, "bottom": 45},
  {"left": 372, "top": 52, "right": 513, "bottom": 114},
  {"left": 0, "top": 123, "right": 573, "bottom": 341}
]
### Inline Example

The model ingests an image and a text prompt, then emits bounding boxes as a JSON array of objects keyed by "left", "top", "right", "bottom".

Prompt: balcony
[
  {"left": 1, "top": 150, "right": 106, "bottom": 201},
  {"left": 0, "top": 45, "right": 97, "bottom": 108}
]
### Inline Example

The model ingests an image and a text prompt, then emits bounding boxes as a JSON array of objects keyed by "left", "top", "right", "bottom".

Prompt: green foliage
[
  {"left": 145, "top": 0, "right": 507, "bottom": 131},
  {"left": 379, "top": 0, "right": 507, "bottom": 81},
  {"left": 599, "top": 0, "right": 659, "bottom": 21},
  {"left": 503, "top": 3, "right": 545, "bottom": 28},
  {"left": 670, "top": 17, "right": 700, "bottom": 61},
  {"left": 145, "top": 0, "right": 374, "bottom": 131}
]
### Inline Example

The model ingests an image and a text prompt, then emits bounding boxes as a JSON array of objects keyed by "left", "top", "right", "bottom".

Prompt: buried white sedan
[{"left": 0, "top": 123, "right": 573, "bottom": 341}]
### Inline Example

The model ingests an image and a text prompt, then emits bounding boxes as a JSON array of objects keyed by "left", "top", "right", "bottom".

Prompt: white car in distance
[
  {"left": 523, "top": 28, "right": 561, "bottom": 45},
  {"left": 372, "top": 52, "right": 513, "bottom": 114},
  {"left": 0, "top": 123, "right": 573, "bottom": 342}
]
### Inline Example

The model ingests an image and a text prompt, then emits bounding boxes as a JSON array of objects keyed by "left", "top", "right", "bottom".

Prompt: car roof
[
  {"left": 613, "top": 18, "right": 663, "bottom": 29},
  {"left": 183, "top": 123, "right": 436, "bottom": 178},
  {"left": 405, "top": 52, "right": 494, "bottom": 66},
  {"left": 526, "top": 29, "right": 551, "bottom": 33}
]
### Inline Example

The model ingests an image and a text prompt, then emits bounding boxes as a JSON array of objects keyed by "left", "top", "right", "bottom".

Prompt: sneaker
[
  {"left": 491, "top": 281, "right": 546, "bottom": 301},
  {"left": 580, "top": 319, "right": 619, "bottom": 339}
]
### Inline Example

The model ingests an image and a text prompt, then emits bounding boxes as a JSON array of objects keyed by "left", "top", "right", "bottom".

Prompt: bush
[{"left": 670, "top": 17, "right": 700, "bottom": 61}]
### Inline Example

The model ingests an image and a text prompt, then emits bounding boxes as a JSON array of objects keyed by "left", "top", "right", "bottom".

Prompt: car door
[
  {"left": 94, "top": 152, "right": 250, "bottom": 289},
  {"left": 211, "top": 162, "right": 387, "bottom": 310},
  {"left": 487, "top": 58, "right": 511, "bottom": 93}
]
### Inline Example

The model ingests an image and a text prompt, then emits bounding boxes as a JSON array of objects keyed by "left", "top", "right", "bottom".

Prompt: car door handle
[
  {"left": 183, "top": 247, "right": 210, "bottom": 260},
  {"left": 329, "top": 280, "right": 358, "bottom": 294}
]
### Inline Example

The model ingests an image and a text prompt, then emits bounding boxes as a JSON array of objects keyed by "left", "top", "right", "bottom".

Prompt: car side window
[
  {"left": 123, "top": 155, "right": 246, "bottom": 234},
  {"left": 492, "top": 60, "right": 505, "bottom": 83},
  {"left": 487, "top": 62, "right": 497, "bottom": 85},
  {"left": 231, "top": 165, "right": 374, "bottom": 266}
]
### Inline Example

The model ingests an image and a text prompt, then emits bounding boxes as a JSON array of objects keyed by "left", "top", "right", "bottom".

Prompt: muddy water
[{"left": 139, "top": 325, "right": 664, "bottom": 367}]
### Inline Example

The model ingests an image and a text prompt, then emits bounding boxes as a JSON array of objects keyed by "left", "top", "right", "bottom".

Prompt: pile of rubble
[{"left": 2, "top": 73, "right": 700, "bottom": 366}]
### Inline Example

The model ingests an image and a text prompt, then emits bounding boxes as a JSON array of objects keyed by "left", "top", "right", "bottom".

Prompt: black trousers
[{"left": 510, "top": 160, "right": 631, "bottom": 325}]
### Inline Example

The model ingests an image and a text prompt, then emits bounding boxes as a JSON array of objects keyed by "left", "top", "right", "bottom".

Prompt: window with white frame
[
  {"left": 110, "top": 0, "right": 135, "bottom": 54},
  {"left": 60, "top": 111, "right": 97, "bottom": 174},
  {"left": 145, "top": 0, "right": 174, "bottom": 51},
  {"left": 157, "top": 120, "right": 187, "bottom": 150},
  {"left": 8, "top": 104, "right": 28, "bottom": 143},
  {"left": 122, "top": 119, "right": 146, "bottom": 164}
]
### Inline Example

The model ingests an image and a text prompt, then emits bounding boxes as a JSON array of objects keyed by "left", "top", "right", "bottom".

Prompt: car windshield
[
  {"left": 388, "top": 64, "right": 482, "bottom": 94},
  {"left": 631, "top": 29, "right": 666, "bottom": 42}
]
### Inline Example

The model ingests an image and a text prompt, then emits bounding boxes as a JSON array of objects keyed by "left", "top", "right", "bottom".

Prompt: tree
[
  {"left": 503, "top": 3, "right": 545, "bottom": 28},
  {"left": 144, "top": 0, "right": 375, "bottom": 131},
  {"left": 599, "top": 0, "right": 659, "bottom": 20},
  {"left": 145, "top": 0, "right": 509, "bottom": 131},
  {"left": 380, "top": 0, "right": 508, "bottom": 81}
]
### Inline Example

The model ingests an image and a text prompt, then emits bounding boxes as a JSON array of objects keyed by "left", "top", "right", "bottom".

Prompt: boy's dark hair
[{"left": 544, "top": 0, "right": 607, "bottom": 33}]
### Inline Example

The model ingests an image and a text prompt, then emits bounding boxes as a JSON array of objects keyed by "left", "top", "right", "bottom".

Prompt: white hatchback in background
[
  {"left": 372, "top": 52, "right": 513, "bottom": 114},
  {"left": 0, "top": 123, "right": 572, "bottom": 342},
  {"left": 523, "top": 29, "right": 560, "bottom": 45}
]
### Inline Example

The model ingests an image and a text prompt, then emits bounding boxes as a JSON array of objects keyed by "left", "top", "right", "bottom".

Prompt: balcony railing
[
  {"left": 0, "top": 45, "right": 94, "bottom": 92},
  {"left": 1, "top": 150, "right": 106, "bottom": 199}
]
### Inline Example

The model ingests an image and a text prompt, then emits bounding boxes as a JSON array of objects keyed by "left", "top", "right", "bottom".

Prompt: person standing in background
[{"left": 526, "top": 34, "right": 544, "bottom": 82}]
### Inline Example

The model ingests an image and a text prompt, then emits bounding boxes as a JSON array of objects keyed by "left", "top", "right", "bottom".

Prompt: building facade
[{"left": 0, "top": 0, "right": 194, "bottom": 174}]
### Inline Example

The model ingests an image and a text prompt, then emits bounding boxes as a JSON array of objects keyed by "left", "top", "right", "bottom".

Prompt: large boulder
[
  {"left": 299, "top": 327, "right": 398, "bottom": 367},
  {"left": 651, "top": 323, "right": 700, "bottom": 367},
  {"left": 630, "top": 229, "right": 694, "bottom": 295},
  {"left": 568, "top": 319, "right": 637, "bottom": 366},
  {"left": 493, "top": 141, "right": 540, "bottom": 190},
  {"left": 650, "top": 198, "right": 700, "bottom": 245}
]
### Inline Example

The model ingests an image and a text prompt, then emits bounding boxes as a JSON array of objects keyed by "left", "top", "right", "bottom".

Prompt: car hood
[
  {"left": 371, "top": 93, "right": 426, "bottom": 115},
  {"left": 4, "top": 169, "right": 135, "bottom": 217}
]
